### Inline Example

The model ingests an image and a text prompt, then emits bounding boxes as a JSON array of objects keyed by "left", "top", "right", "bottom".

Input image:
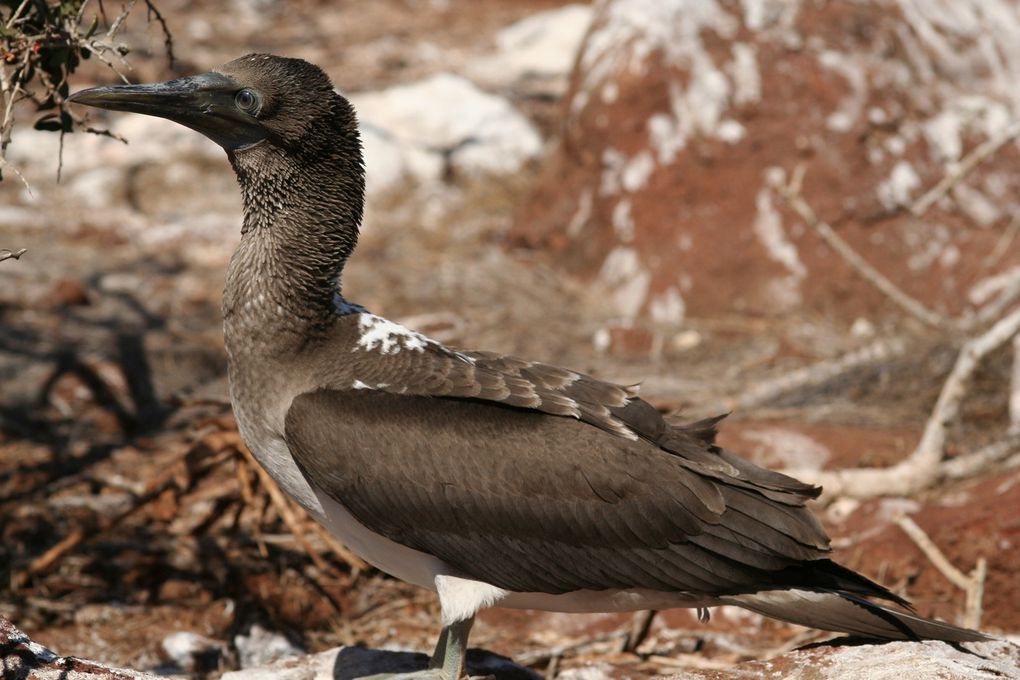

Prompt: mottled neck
[{"left": 223, "top": 136, "right": 364, "bottom": 354}]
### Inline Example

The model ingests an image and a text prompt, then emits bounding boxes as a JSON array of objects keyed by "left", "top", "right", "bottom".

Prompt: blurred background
[{"left": 1, "top": 0, "right": 1019, "bottom": 677}]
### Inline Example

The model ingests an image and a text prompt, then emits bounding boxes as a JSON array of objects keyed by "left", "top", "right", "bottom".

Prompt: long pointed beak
[{"left": 68, "top": 72, "right": 267, "bottom": 151}]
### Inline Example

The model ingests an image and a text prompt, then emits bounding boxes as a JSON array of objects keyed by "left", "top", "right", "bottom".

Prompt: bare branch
[
  {"left": 0, "top": 248, "right": 27, "bottom": 262},
  {"left": 777, "top": 166, "right": 954, "bottom": 331},
  {"left": 707, "top": 336, "right": 909, "bottom": 415},
  {"left": 785, "top": 304, "right": 1020, "bottom": 499},
  {"left": 1012, "top": 334, "right": 1020, "bottom": 434},
  {"left": 942, "top": 433, "right": 1020, "bottom": 480},
  {"left": 895, "top": 514, "right": 985, "bottom": 629},
  {"left": 909, "top": 119, "right": 1020, "bottom": 218}
]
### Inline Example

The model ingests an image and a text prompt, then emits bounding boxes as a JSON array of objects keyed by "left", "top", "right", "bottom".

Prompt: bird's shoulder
[{"left": 322, "top": 310, "right": 652, "bottom": 441}]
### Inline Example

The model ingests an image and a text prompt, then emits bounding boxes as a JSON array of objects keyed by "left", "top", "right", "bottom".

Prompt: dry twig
[
  {"left": 784, "top": 304, "right": 1020, "bottom": 499},
  {"left": 908, "top": 119, "right": 1020, "bottom": 218},
  {"left": 895, "top": 514, "right": 986, "bottom": 629},
  {"left": 778, "top": 166, "right": 952, "bottom": 330},
  {"left": 1012, "top": 334, "right": 1020, "bottom": 433},
  {"left": 708, "top": 336, "right": 908, "bottom": 415},
  {"left": 0, "top": 248, "right": 27, "bottom": 262},
  {"left": 235, "top": 441, "right": 332, "bottom": 573}
]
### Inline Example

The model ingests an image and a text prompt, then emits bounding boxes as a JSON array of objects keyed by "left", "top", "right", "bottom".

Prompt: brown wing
[
  {"left": 332, "top": 315, "right": 641, "bottom": 439},
  {"left": 285, "top": 387, "right": 835, "bottom": 595}
]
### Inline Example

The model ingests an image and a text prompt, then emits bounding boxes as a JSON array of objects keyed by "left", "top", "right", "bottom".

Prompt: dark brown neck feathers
[{"left": 222, "top": 94, "right": 364, "bottom": 356}]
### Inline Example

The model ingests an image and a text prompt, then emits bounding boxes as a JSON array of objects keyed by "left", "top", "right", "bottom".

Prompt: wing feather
[{"left": 285, "top": 388, "right": 831, "bottom": 596}]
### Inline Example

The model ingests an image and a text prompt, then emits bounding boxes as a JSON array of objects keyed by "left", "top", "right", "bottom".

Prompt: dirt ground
[{"left": 1, "top": 1, "right": 1018, "bottom": 678}]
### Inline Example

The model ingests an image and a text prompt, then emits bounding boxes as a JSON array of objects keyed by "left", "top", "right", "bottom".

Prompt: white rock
[
  {"left": 351, "top": 74, "right": 542, "bottom": 184},
  {"left": 68, "top": 166, "right": 126, "bottom": 210},
  {"left": 234, "top": 624, "right": 303, "bottom": 669},
  {"left": 161, "top": 631, "right": 223, "bottom": 672},
  {"left": 359, "top": 121, "right": 443, "bottom": 195},
  {"left": 740, "top": 426, "right": 831, "bottom": 470},
  {"left": 467, "top": 5, "right": 594, "bottom": 89}
]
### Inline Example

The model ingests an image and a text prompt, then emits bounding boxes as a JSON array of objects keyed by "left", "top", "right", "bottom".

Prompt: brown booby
[{"left": 68, "top": 54, "right": 988, "bottom": 679}]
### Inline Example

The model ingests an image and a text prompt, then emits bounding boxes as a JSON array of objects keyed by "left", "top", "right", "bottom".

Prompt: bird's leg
[
  {"left": 429, "top": 616, "right": 474, "bottom": 678},
  {"left": 358, "top": 616, "right": 476, "bottom": 680}
]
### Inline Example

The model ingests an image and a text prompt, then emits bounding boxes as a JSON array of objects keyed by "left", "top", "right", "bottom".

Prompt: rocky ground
[{"left": 2, "top": 1, "right": 1020, "bottom": 678}]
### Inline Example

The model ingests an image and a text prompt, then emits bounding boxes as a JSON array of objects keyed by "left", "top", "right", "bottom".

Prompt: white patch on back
[{"left": 356, "top": 313, "right": 430, "bottom": 355}]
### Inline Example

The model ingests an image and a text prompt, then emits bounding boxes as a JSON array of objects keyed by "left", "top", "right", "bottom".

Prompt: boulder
[
  {"left": 673, "top": 638, "right": 1020, "bottom": 680},
  {"left": 465, "top": 4, "right": 595, "bottom": 94},
  {"left": 511, "top": 0, "right": 1020, "bottom": 326},
  {"left": 351, "top": 74, "right": 543, "bottom": 194}
]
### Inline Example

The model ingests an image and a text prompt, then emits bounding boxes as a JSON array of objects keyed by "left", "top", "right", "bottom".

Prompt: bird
[{"left": 68, "top": 54, "right": 988, "bottom": 679}]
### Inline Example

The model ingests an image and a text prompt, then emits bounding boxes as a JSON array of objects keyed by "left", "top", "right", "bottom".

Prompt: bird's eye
[{"left": 235, "top": 89, "right": 260, "bottom": 114}]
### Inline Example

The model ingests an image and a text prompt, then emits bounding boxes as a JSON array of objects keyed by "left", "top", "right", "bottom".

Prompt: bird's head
[{"left": 69, "top": 54, "right": 357, "bottom": 156}]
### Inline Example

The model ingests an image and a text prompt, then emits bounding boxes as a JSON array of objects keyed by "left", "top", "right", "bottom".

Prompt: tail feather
[{"left": 723, "top": 589, "right": 990, "bottom": 642}]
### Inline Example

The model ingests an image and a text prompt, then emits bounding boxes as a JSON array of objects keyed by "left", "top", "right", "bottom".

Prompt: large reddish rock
[{"left": 512, "top": 0, "right": 1020, "bottom": 326}]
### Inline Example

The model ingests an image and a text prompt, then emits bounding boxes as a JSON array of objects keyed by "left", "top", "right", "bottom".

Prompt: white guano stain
[
  {"left": 621, "top": 150, "right": 655, "bottom": 192},
  {"left": 356, "top": 314, "right": 430, "bottom": 355},
  {"left": 752, "top": 186, "right": 805, "bottom": 308},
  {"left": 598, "top": 246, "right": 652, "bottom": 318},
  {"left": 876, "top": 160, "right": 921, "bottom": 210},
  {"left": 612, "top": 199, "right": 636, "bottom": 242},
  {"left": 729, "top": 43, "right": 761, "bottom": 105},
  {"left": 649, "top": 286, "right": 686, "bottom": 325}
]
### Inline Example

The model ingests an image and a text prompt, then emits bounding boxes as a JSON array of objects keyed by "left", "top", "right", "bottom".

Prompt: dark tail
[{"left": 722, "top": 588, "right": 989, "bottom": 642}]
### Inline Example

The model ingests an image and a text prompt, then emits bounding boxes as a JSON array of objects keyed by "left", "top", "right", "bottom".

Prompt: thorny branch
[{"left": 0, "top": 0, "right": 173, "bottom": 180}]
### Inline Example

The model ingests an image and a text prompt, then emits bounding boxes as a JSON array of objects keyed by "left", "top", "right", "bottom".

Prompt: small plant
[{"left": 0, "top": 0, "right": 173, "bottom": 181}]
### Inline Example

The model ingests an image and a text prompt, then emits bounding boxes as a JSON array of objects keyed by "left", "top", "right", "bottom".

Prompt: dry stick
[
  {"left": 894, "top": 514, "right": 986, "bottom": 629},
  {"left": 970, "top": 271, "right": 1020, "bottom": 330},
  {"left": 0, "top": 248, "right": 26, "bottom": 262},
  {"left": 708, "top": 336, "right": 908, "bottom": 415},
  {"left": 942, "top": 433, "right": 1020, "bottom": 480},
  {"left": 778, "top": 166, "right": 953, "bottom": 331},
  {"left": 236, "top": 443, "right": 331, "bottom": 573},
  {"left": 11, "top": 470, "right": 186, "bottom": 587},
  {"left": 785, "top": 304, "right": 1020, "bottom": 499},
  {"left": 1012, "top": 334, "right": 1020, "bottom": 433},
  {"left": 983, "top": 216, "right": 1020, "bottom": 268},
  {"left": 909, "top": 119, "right": 1020, "bottom": 218}
]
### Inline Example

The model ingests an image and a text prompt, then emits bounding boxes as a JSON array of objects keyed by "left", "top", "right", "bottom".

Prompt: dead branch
[
  {"left": 895, "top": 514, "right": 985, "bottom": 629},
  {"left": 708, "top": 336, "right": 908, "bottom": 415},
  {"left": 908, "top": 119, "right": 1020, "bottom": 218},
  {"left": 777, "top": 166, "right": 953, "bottom": 331},
  {"left": 1012, "top": 334, "right": 1020, "bottom": 433},
  {"left": 0, "top": 248, "right": 27, "bottom": 262},
  {"left": 784, "top": 304, "right": 1020, "bottom": 499},
  {"left": 235, "top": 441, "right": 331, "bottom": 573},
  {"left": 970, "top": 271, "right": 1020, "bottom": 330},
  {"left": 942, "top": 433, "right": 1020, "bottom": 480}
]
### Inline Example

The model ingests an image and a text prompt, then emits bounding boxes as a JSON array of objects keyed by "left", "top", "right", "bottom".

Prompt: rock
[
  {"left": 358, "top": 121, "right": 443, "bottom": 196},
  {"left": 234, "top": 624, "right": 303, "bottom": 669},
  {"left": 352, "top": 74, "right": 542, "bottom": 192},
  {"left": 4, "top": 613, "right": 1018, "bottom": 679},
  {"left": 672, "top": 638, "right": 1020, "bottom": 679},
  {"left": 466, "top": 5, "right": 595, "bottom": 93},
  {"left": 220, "top": 645, "right": 540, "bottom": 680},
  {"left": 0, "top": 616, "right": 159, "bottom": 679},
  {"left": 511, "top": 0, "right": 1020, "bottom": 324},
  {"left": 161, "top": 630, "right": 225, "bottom": 673}
]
